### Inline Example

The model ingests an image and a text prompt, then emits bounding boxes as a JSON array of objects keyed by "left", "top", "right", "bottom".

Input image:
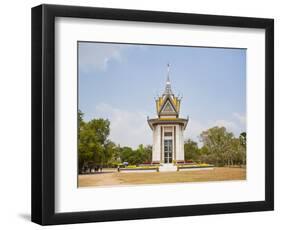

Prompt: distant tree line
[
  {"left": 78, "top": 110, "right": 152, "bottom": 173},
  {"left": 79, "top": 110, "right": 246, "bottom": 173},
  {"left": 184, "top": 127, "right": 246, "bottom": 167}
]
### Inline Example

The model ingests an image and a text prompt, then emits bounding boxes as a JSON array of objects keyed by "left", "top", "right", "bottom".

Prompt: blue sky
[{"left": 78, "top": 42, "right": 246, "bottom": 148}]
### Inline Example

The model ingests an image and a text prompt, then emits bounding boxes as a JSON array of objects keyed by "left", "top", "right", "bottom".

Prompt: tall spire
[
  {"left": 167, "top": 63, "right": 170, "bottom": 83},
  {"left": 163, "top": 63, "right": 173, "bottom": 95}
]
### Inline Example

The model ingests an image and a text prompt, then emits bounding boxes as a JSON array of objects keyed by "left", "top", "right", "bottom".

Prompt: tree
[
  {"left": 78, "top": 109, "right": 85, "bottom": 139},
  {"left": 103, "top": 140, "right": 117, "bottom": 166},
  {"left": 143, "top": 145, "right": 152, "bottom": 163},
  {"left": 118, "top": 145, "right": 152, "bottom": 165},
  {"left": 239, "top": 132, "right": 246, "bottom": 165},
  {"left": 78, "top": 115, "right": 111, "bottom": 172},
  {"left": 107, "top": 144, "right": 122, "bottom": 167},
  {"left": 198, "top": 126, "right": 246, "bottom": 166},
  {"left": 184, "top": 139, "right": 199, "bottom": 161},
  {"left": 133, "top": 144, "right": 152, "bottom": 165},
  {"left": 239, "top": 132, "right": 246, "bottom": 147},
  {"left": 78, "top": 109, "right": 84, "bottom": 124},
  {"left": 120, "top": 146, "right": 134, "bottom": 163},
  {"left": 200, "top": 126, "right": 234, "bottom": 166},
  {"left": 86, "top": 118, "right": 110, "bottom": 144}
]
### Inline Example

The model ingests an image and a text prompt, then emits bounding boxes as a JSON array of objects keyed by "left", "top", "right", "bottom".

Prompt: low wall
[{"left": 118, "top": 167, "right": 159, "bottom": 173}]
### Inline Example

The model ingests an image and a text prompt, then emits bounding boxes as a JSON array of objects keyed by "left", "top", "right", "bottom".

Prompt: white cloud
[
  {"left": 185, "top": 119, "right": 206, "bottom": 143},
  {"left": 213, "top": 119, "right": 238, "bottom": 131},
  {"left": 233, "top": 112, "right": 246, "bottom": 125},
  {"left": 94, "top": 103, "right": 152, "bottom": 148},
  {"left": 79, "top": 43, "right": 124, "bottom": 73},
  {"left": 185, "top": 113, "right": 246, "bottom": 145}
]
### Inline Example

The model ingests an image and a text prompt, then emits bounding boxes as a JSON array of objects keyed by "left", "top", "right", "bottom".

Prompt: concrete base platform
[{"left": 159, "top": 164, "right": 177, "bottom": 172}]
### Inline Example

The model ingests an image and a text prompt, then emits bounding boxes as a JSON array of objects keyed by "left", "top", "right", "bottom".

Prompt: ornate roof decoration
[
  {"left": 155, "top": 64, "right": 181, "bottom": 117},
  {"left": 147, "top": 64, "right": 188, "bottom": 130},
  {"left": 159, "top": 97, "right": 178, "bottom": 115},
  {"left": 162, "top": 100, "right": 174, "bottom": 113}
]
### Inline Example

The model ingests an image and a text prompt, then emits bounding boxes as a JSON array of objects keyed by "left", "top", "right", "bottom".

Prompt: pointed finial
[{"left": 163, "top": 63, "right": 173, "bottom": 95}]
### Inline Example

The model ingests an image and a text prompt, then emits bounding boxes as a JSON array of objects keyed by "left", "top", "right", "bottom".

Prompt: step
[{"left": 159, "top": 164, "right": 178, "bottom": 172}]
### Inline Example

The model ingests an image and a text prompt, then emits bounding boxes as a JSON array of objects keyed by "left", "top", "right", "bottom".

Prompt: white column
[
  {"left": 179, "top": 126, "right": 185, "bottom": 160},
  {"left": 152, "top": 125, "right": 161, "bottom": 161},
  {"left": 175, "top": 125, "right": 179, "bottom": 161},
  {"left": 175, "top": 125, "right": 184, "bottom": 161}
]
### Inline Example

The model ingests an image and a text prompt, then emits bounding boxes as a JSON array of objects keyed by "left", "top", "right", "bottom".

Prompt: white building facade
[{"left": 148, "top": 65, "right": 188, "bottom": 164}]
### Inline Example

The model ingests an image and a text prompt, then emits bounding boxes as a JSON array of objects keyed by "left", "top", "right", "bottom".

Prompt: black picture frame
[{"left": 31, "top": 4, "right": 274, "bottom": 225}]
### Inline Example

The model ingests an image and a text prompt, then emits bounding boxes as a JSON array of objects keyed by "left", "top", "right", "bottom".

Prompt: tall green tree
[
  {"left": 184, "top": 139, "right": 199, "bottom": 161},
  {"left": 78, "top": 109, "right": 84, "bottom": 139},
  {"left": 133, "top": 144, "right": 152, "bottom": 165},
  {"left": 120, "top": 146, "right": 134, "bottom": 163},
  {"left": 239, "top": 132, "right": 246, "bottom": 165},
  {"left": 239, "top": 132, "right": 246, "bottom": 147},
  {"left": 103, "top": 140, "right": 117, "bottom": 166},
  {"left": 143, "top": 145, "right": 152, "bottom": 163},
  {"left": 200, "top": 126, "right": 234, "bottom": 166},
  {"left": 78, "top": 115, "right": 111, "bottom": 172}
]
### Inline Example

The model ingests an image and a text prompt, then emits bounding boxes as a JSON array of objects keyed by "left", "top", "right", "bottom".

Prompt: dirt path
[{"left": 79, "top": 172, "right": 120, "bottom": 187}]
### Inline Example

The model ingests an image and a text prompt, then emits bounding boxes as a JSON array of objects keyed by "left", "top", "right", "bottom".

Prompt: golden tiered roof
[
  {"left": 155, "top": 64, "right": 181, "bottom": 117},
  {"left": 156, "top": 94, "right": 181, "bottom": 117},
  {"left": 147, "top": 64, "right": 189, "bottom": 130}
]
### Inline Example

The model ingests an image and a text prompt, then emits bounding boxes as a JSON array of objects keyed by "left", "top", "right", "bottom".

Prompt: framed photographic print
[{"left": 31, "top": 4, "right": 274, "bottom": 225}]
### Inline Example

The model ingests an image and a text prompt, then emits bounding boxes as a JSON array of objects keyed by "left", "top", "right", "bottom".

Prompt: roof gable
[
  {"left": 163, "top": 100, "right": 175, "bottom": 113},
  {"left": 159, "top": 96, "right": 178, "bottom": 116}
]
